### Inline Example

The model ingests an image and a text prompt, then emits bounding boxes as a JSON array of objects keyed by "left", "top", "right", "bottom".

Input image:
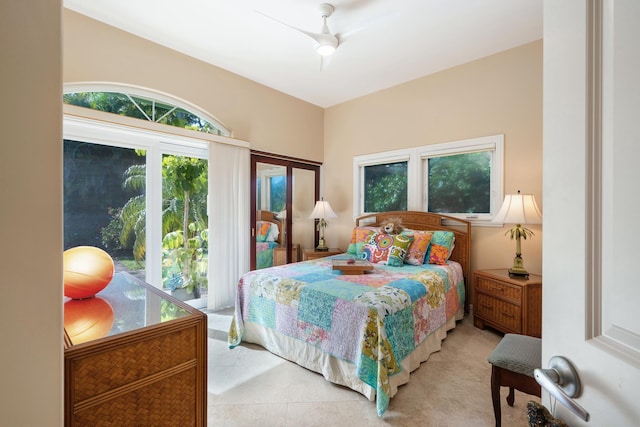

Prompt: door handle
[{"left": 534, "top": 356, "right": 590, "bottom": 422}]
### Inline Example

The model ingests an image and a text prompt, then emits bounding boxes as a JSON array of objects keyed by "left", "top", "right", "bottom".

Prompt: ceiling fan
[{"left": 259, "top": 3, "right": 340, "bottom": 57}]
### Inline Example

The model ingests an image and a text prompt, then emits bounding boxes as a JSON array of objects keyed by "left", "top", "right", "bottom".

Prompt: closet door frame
[{"left": 250, "top": 151, "right": 320, "bottom": 270}]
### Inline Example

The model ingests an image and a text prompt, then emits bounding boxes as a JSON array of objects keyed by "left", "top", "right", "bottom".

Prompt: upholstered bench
[{"left": 488, "top": 333, "right": 542, "bottom": 427}]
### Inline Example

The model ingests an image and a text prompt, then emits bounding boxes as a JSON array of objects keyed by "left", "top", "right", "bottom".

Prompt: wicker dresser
[{"left": 64, "top": 272, "right": 207, "bottom": 426}]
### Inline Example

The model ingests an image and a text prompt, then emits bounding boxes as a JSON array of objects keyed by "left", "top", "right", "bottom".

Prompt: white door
[{"left": 543, "top": 1, "right": 640, "bottom": 425}]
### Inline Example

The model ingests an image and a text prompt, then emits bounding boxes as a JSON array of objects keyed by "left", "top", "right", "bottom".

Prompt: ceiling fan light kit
[
  {"left": 260, "top": 3, "right": 340, "bottom": 58},
  {"left": 316, "top": 36, "right": 337, "bottom": 56}
]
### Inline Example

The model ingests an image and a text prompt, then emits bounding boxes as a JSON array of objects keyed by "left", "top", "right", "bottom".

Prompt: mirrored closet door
[{"left": 250, "top": 152, "right": 320, "bottom": 270}]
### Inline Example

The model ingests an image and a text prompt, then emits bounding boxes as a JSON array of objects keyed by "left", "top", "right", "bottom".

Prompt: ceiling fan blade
[
  {"left": 257, "top": 11, "right": 325, "bottom": 44},
  {"left": 337, "top": 10, "right": 399, "bottom": 45},
  {"left": 320, "top": 53, "right": 334, "bottom": 71}
]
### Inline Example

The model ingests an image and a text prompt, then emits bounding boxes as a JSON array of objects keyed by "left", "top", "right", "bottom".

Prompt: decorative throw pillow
[
  {"left": 425, "top": 231, "right": 455, "bottom": 265},
  {"left": 346, "top": 226, "right": 379, "bottom": 254},
  {"left": 401, "top": 230, "right": 433, "bottom": 265},
  {"left": 266, "top": 223, "right": 280, "bottom": 242},
  {"left": 361, "top": 231, "right": 414, "bottom": 267},
  {"left": 256, "top": 221, "right": 272, "bottom": 242}
]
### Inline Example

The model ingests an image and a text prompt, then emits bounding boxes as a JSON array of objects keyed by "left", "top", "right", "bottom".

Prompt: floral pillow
[
  {"left": 361, "top": 231, "right": 414, "bottom": 267},
  {"left": 401, "top": 230, "right": 434, "bottom": 265},
  {"left": 346, "top": 226, "right": 380, "bottom": 255},
  {"left": 425, "top": 231, "right": 455, "bottom": 265}
]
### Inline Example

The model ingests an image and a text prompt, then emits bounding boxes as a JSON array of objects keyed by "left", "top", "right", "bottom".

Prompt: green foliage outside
[
  {"left": 64, "top": 92, "right": 223, "bottom": 135},
  {"left": 160, "top": 156, "right": 208, "bottom": 295},
  {"left": 100, "top": 207, "right": 129, "bottom": 257},
  {"left": 428, "top": 152, "right": 490, "bottom": 213},
  {"left": 269, "top": 175, "right": 286, "bottom": 212},
  {"left": 364, "top": 162, "right": 408, "bottom": 212},
  {"left": 100, "top": 152, "right": 209, "bottom": 295},
  {"left": 363, "top": 153, "right": 491, "bottom": 215}
]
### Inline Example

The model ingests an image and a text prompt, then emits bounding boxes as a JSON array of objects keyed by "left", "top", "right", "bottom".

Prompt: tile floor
[{"left": 207, "top": 308, "right": 541, "bottom": 426}]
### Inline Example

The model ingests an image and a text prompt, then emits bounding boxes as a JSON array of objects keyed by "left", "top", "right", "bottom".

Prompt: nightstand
[
  {"left": 303, "top": 248, "right": 342, "bottom": 261},
  {"left": 473, "top": 269, "right": 542, "bottom": 338},
  {"left": 273, "top": 243, "right": 300, "bottom": 266}
]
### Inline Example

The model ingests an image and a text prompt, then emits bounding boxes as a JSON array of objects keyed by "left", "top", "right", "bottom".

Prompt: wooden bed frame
[{"left": 356, "top": 211, "right": 471, "bottom": 312}]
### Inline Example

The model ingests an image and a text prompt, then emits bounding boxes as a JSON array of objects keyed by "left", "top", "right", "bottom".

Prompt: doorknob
[{"left": 534, "top": 356, "right": 590, "bottom": 422}]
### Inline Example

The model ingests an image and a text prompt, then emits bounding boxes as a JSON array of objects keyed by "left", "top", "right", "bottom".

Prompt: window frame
[
  {"left": 353, "top": 135, "right": 504, "bottom": 225},
  {"left": 63, "top": 83, "right": 232, "bottom": 137},
  {"left": 63, "top": 109, "right": 210, "bottom": 288}
]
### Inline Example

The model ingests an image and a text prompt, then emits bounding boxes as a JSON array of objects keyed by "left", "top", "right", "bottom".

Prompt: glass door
[
  {"left": 160, "top": 154, "right": 209, "bottom": 302},
  {"left": 63, "top": 121, "right": 209, "bottom": 306},
  {"left": 64, "top": 139, "right": 148, "bottom": 279},
  {"left": 250, "top": 153, "right": 320, "bottom": 270},
  {"left": 255, "top": 162, "right": 287, "bottom": 269}
]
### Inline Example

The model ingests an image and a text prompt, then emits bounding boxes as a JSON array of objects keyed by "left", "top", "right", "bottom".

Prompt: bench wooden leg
[
  {"left": 507, "top": 387, "right": 515, "bottom": 406},
  {"left": 491, "top": 365, "right": 502, "bottom": 427},
  {"left": 490, "top": 364, "right": 542, "bottom": 427}
]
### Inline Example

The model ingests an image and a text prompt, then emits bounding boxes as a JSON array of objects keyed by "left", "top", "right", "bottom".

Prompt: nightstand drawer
[
  {"left": 476, "top": 277, "right": 522, "bottom": 303},
  {"left": 476, "top": 294, "right": 522, "bottom": 333}
]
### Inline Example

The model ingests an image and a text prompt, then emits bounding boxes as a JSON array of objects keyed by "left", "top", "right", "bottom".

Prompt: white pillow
[{"left": 266, "top": 223, "right": 280, "bottom": 242}]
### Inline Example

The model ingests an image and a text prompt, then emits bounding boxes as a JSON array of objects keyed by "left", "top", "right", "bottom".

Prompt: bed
[
  {"left": 255, "top": 210, "right": 283, "bottom": 269},
  {"left": 230, "top": 211, "right": 471, "bottom": 415}
]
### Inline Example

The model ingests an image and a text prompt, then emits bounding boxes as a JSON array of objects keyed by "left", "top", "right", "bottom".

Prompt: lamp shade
[
  {"left": 309, "top": 199, "right": 337, "bottom": 219},
  {"left": 493, "top": 193, "right": 542, "bottom": 225},
  {"left": 276, "top": 209, "right": 300, "bottom": 220}
]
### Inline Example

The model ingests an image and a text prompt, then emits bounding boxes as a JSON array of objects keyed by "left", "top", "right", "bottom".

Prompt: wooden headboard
[
  {"left": 256, "top": 210, "right": 283, "bottom": 245},
  {"left": 355, "top": 210, "right": 471, "bottom": 288}
]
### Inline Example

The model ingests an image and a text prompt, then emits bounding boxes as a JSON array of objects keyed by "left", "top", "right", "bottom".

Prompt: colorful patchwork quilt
[
  {"left": 228, "top": 255, "right": 465, "bottom": 416},
  {"left": 256, "top": 241, "right": 278, "bottom": 269}
]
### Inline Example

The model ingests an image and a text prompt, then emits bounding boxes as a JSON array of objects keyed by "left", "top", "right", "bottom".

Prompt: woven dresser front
[{"left": 64, "top": 273, "right": 207, "bottom": 427}]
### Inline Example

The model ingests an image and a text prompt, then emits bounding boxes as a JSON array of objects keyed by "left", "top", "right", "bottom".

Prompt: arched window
[
  {"left": 63, "top": 83, "right": 230, "bottom": 136},
  {"left": 62, "top": 84, "right": 231, "bottom": 307}
]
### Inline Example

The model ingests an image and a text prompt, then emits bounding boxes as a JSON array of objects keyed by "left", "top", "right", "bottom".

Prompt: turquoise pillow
[{"left": 425, "top": 231, "right": 455, "bottom": 265}]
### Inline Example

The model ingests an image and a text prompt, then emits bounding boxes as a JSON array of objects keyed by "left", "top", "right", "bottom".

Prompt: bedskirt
[{"left": 241, "top": 306, "right": 463, "bottom": 402}]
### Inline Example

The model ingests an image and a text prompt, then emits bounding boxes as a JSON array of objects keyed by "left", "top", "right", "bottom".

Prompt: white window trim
[
  {"left": 352, "top": 148, "right": 412, "bottom": 219},
  {"left": 63, "top": 112, "right": 210, "bottom": 288},
  {"left": 353, "top": 135, "right": 504, "bottom": 226}
]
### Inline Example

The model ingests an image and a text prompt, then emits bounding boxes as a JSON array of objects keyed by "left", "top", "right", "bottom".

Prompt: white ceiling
[{"left": 64, "top": 0, "right": 542, "bottom": 108}]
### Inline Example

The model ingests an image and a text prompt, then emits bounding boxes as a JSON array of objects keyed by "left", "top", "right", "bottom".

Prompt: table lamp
[
  {"left": 309, "top": 198, "right": 337, "bottom": 251},
  {"left": 493, "top": 191, "right": 542, "bottom": 277}
]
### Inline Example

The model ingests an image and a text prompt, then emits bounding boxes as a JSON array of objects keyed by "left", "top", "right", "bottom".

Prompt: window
[
  {"left": 427, "top": 152, "right": 491, "bottom": 214},
  {"left": 363, "top": 161, "right": 408, "bottom": 212},
  {"left": 353, "top": 135, "right": 503, "bottom": 224},
  {"left": 63, "top": 85, "right": 229, "bottom": 305},
  {"left": 63, "top": 85, "right": 229, "bottom": 136}
]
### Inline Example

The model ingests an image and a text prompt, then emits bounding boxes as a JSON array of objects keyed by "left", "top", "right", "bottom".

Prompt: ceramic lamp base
[
  {"left": 509, "top": 255, "right": 529, "bottom": 277},
  {"left": 316, "top": 239, "right": 329, "bottom": 251}
]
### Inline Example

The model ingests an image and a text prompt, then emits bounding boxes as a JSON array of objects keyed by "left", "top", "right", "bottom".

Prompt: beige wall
[
  {"left": 64, "top": 10, "right": 325, "bottom": 162},
  {"left": 65, "top": 8, "right": 543, "bottom": 283},
  {"left": 323, "top": 41, "right": 543, "bottom": 279},
  {"left": 0, "top": 1, "right": 64, "bottom": 425},
  {"left": 64, "top": 12, "right": 543, "bottom": 283}
]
